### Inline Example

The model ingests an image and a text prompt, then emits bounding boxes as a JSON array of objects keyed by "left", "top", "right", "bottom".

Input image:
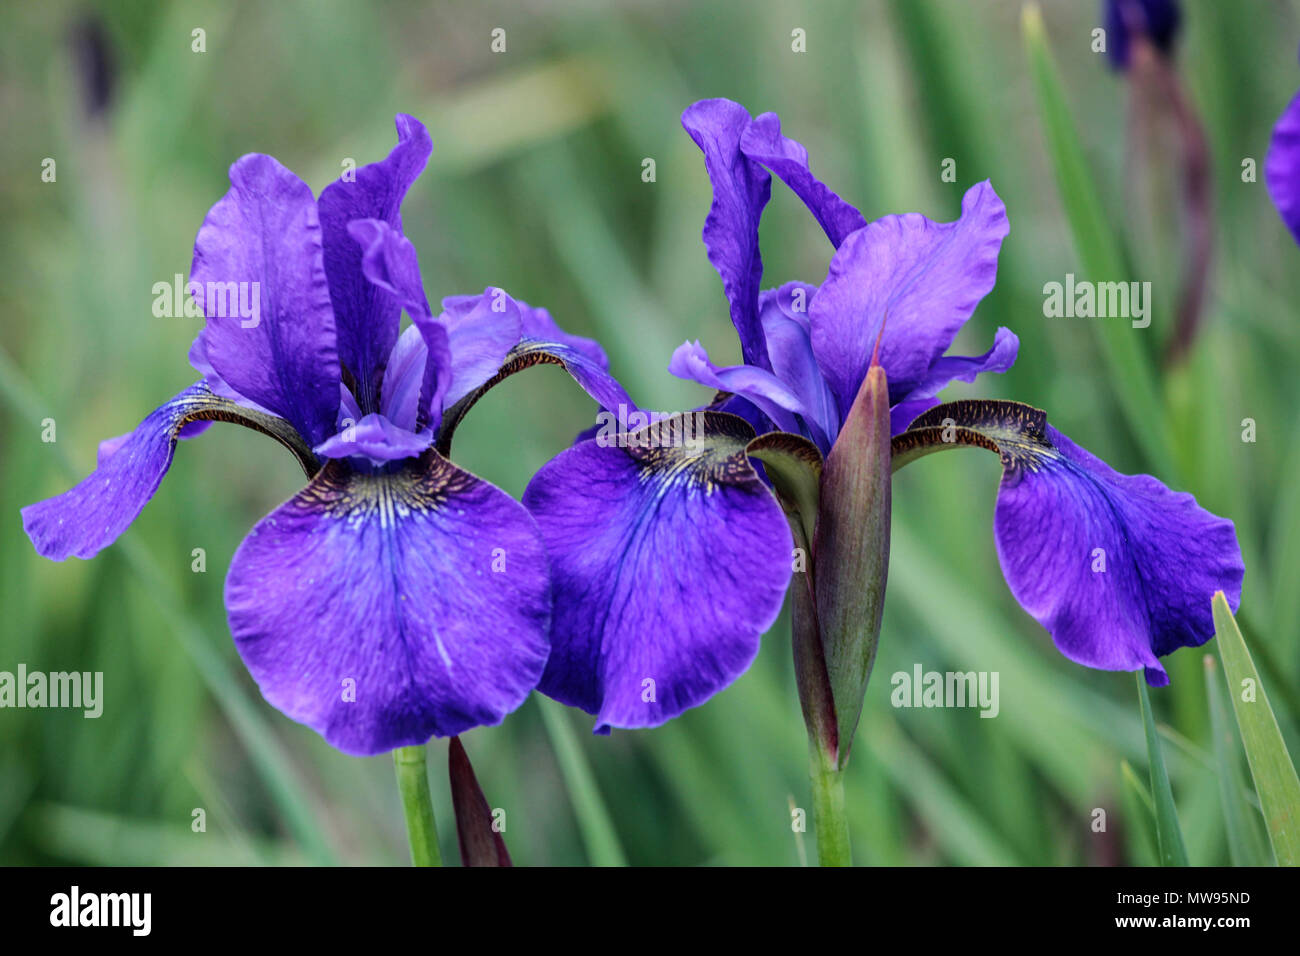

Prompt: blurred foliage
[{"left": 0, "top": 0, "right": 1297, "bottom": 866}]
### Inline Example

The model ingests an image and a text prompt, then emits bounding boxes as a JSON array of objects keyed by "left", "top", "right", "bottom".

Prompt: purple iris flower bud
[
  {"left": 524, "top": 99, "right": 1243, "bottom": 739},
  {"left": 1105, "top": 0, "right": 1181, "bottom": 70},
  {"left": 21, "top": 116, "right": 630, "bottom": 755}
]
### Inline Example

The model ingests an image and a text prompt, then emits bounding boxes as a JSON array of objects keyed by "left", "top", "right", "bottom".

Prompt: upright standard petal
[
  {"left": 346, "top": 217, "right": 452, "bottom": 431},
  {"left": 225, "top": 454, "right": 551, "bottom": 755},
  {"left": 758, "top": 282, "right": 840, "bottom": 450},
  {"left": 318, "top": 114, "right": 433, "bottom": 411},
  {"left": 740, "top": 112, "right": 867, "bottom": 248},
  {"left": 190, "top": 154, "right": 341, "bottom": 447},
  {"left": 681, "top": 99, "right": 773, "bottom": 369},
  {"left": 187, "top": 332, "right": 275, "bottom": 416},
  {"left": 524, "top": 412, "right": 793, "bottom": 731},
  {"left": 1266, "top": 89, "right": 1300, "bottom": 246},
  {"left": 22, "top": 383, "right": 316, "bottom": 561},
  {"left": 808, "top": 181, "right": 1009, "bottom": 419},
  {"left": 347, "top": 226, "right": 523, "bottom": 418},
  {"left": 380, "top": 324, "right": 442, "bottom": 433},
  {"left": 893, "top": 401, "right": 1244, "bottom": 686}
]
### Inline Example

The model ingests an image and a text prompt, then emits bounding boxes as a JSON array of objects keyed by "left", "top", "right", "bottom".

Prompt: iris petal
[
  {"left": 187, "top": 332, "right": 275, "bottom": 416},
  {"left": 438, "top": 290, "right": 524, "bottom": 406},
  {"left": 889, "top": 326, "right": 1020, "bottom": 435},
  {"left": 379, "top": 324, "right": 431, "bottom": 431},
  {"left": 894, "top": 402, "right": 1244, "bottom": 685},
  {"left": 995, "top": 424, "right": 1242, "bottom": 685},
  {"left": 318, "top": 114, "right": 433, "bottom": 411},
  {"left": 758, "top": 282, "right": 840, "bottom": 449},
  {"left": 190, "top": 154, "right": 341, "bottom": 447},
  {"left": 22, "top": 383, "right": 316, "bottom": 561},
  {"left": 668, "top": 340, "right": 808, "bottom": 438},
  {"left": 681, "top": 99, "right": 773, "bottom": 370},
  {"left": 436, "top": 337, "right": 639, "bottom": 454},
  {"left": 1105, "top": 0, "right": 1181, "bottom": 69},
  {"left": 523, "top": 413, "right": 793, "bottom": 731},
  {"left": 809, "top": 180, "right": 1009, "bottom": 419},
  {"left": 517, "top": 300, "right": 611, "bottom": 369},
  {"left": 346, "top": 217, "right": 452, "bottom": 430},
  {"left": 313, "top": 412, "right": 432, "bottom": 463},
  {"left": 225, "top": 454, "right": 551, "bottom": 755},
  {"left": 740, "top": 112, "right": 867, "bottom": 248}
]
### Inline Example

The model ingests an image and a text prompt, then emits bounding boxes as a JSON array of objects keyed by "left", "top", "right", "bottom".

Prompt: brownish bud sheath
[{"left": 448, "top": 737, "right": 512, "bottom": 867}]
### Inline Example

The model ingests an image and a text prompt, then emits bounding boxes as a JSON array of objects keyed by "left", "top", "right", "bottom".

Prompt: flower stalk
[
  {"left": 791, "top": 577, "right": 851, "bottom": 865},
  {"left": 393, "top": 743, "right": 442, "bottom": 866},
  {"left": 809, "top": 744, "right": 851, "bottom": 866}
]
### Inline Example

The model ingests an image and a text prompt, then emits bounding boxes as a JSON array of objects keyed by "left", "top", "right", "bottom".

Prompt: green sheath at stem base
[{"left": 393, "top": 743, "right": 442, "bottom": 867}]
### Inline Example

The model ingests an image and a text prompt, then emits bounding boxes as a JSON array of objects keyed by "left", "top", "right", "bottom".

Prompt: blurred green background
[{"left": 1, "top": 0, "right": 1297, "bottom": 866}]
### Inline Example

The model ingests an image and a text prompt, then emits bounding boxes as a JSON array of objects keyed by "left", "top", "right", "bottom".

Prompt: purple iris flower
[
  {"left": 21, "top": 115, "right": 626, "bottom": 756},
  {"left": 1267, "top": 87, "right": 1300, "bottom": 244},
  {"left": 1105, "top": 0, "right": 1181, "bottom": 70},
  {"left": 523, "top": 99, "right": 1243, "bottom": 735}
]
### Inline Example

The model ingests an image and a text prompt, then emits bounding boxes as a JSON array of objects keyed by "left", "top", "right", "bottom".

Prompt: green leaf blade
[
  {"left": 1137, "top": 674, "right": 1190, "bottom": 866},
  {"left": 1213, "top": 592, "right": 1300, "bottom": 865},
  {"left": 536, "top": 695, "right": 628, "bottom": 867},
  {"left": 1020, "top": 2, "right": 1172, "bottom": 476}
]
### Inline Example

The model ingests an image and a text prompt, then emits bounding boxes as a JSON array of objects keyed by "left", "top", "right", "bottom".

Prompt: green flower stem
[
  {"left": 393, "top": 744, "right": 442, "bottom": 867},
  {"left": 809, "top": 745, "right": 851, "bottom": 866}
]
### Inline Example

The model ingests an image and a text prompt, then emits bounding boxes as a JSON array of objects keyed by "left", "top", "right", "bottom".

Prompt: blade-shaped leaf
[
  {"left": 1203, "top": 654, "right": 1272, "bottom": 866},
  {"left": 1137, "top": 674, "right": 1190, "bottom": 866},
  {"left": 1119, "top": 759, "right": 1159, "bottom": 866},
  {"left": 1020, "top": 2, "right": 1172, "bottom": 476},
  {"left": 1213, "top": 591, "right": 1300, "bottom": 865},
  {"left": 536, "top": 695, "right": 628, "bottom": 867}
]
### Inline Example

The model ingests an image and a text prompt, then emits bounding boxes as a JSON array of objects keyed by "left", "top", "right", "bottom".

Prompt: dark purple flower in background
[
  {"left": 524, "top": 99, "right": 1243, "bottom": 737},
  {"left": 22, "top": 115, "right": 627, "bottom": 755},
  {"left": 1266, "top": 88, "right": 1300, "bottom": 244},
  {"left": 1105, "top": 0, "right": 1181, "bottom": 70},
  {"left": 1101, "top": 0, "right": 1210, "bottom": 368}
]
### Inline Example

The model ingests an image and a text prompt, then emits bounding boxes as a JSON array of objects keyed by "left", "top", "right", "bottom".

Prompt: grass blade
[
  {"left": 0, "top": 345, "right": 337, "bottom": 865},
  {"left": 1204, "top": 654, "right": 1272, "bottom": 865},
  {"left": 1213, "top": 591, "right": 1300, "bottom": 865},
  {"left": 1119, "top": 759, "right": 1158, "bottom": 866},
  {"left": 1136, "top": 674, "right": 1190, "bottom": 865},
  {"left": 535, "top": 695, "right": 627, "bottom": 866},
  {"left": 1021, "top": 2, "right": 1172, "bottom": 476}
]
